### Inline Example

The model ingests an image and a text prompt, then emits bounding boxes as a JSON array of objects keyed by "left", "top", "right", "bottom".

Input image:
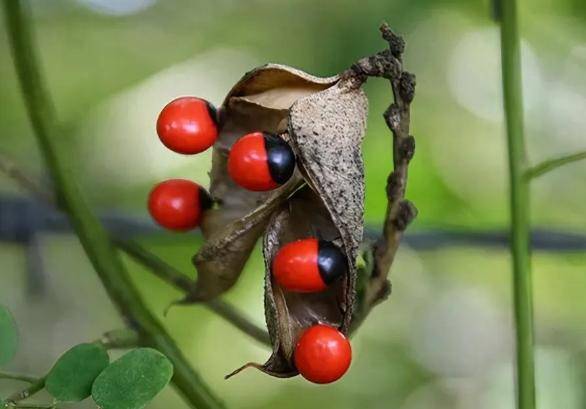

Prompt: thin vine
[{"left": 499, "top": 0, "right": 533, "bottom": 407}]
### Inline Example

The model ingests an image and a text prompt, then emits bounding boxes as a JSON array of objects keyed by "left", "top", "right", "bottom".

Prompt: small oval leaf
[
  {"left": 91, "top": 348, "right": 173, "bottom": 409},
  {"left": 0, "top": 305, "right": 18, "bottom": 366},
  {"left": 46, "top": 343, "right": 109, "bottom": 401}
]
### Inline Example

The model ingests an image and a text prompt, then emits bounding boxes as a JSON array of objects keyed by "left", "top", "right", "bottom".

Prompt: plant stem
[
  {"left": 525, "top": 150, "right": 586, "bottom": 180},
  {"left": 2, "top": 2, "right": 225, "bottom": 408},
  {"left": 114, "top": 238, "right": 195, "bottom": 292},
  {"left": 499, "top": 1, "right": 535, "bottom": 408},
  {"left": 0, "top": 372, "right": 38, "bottom": 384},
  {"left": 4, "top": 402, "right": 55, "bottom": 409},
  {"left": 347, "top": 23, "right": 417, "bottom": 330},
  {"left": 206, "top": 300, "right": 270, "bottom": 345},
  {"left": 98, "top": 328, "right": 140, "bottom": 349},
  {"left": 0, "top": 152, "right": 55, "bottom": 204},
  {"left": 5, "top": 377, "right": 46, "bottom": 404},
  {"left": 115, "top": 238, "right": 271, "bottom": 345}
]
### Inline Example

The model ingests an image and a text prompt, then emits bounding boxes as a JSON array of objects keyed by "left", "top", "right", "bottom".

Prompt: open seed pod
[
  {"left": 190, "top": 65, "right": 340, "bottom": 301},
  {"left": 228, "top": 75, "right": 368, "bottom": 378}
]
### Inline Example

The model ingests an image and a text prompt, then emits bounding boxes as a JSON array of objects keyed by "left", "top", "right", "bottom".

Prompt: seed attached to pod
[
  {"left": 156, "top": 96, "right": 218, "bottom": 154},
  {"left": 272, "top": 238, "right": 347, "bottom": 293},
  {"left": 294, "top": 324, "right": 352, "bottom": 384},
  {"left": 227, "top": 132, "right": 295, "bottom": 191},
  {"left": 148, "top": 179, "right": 212, "bottom": 231}
]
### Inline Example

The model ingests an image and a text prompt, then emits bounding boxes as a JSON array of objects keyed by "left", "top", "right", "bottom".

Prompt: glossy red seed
[
  {"left": 148, "top": 179, "right": 207, "bottom": 231},
  {"left": 156, "top": 96, "right": 218, "bottom": 154},
  {"left": 294, "top": 324, "right": 352, "bottom": 384},
  {"left": 227, "top": 132, "right": 278, "bottom": 191},
  {"left": 272, "top": 238, "right": 326, "bottom": 292}
]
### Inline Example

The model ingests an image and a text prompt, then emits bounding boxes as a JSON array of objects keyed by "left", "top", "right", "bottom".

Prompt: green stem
[
  {"left": 525, "top": 150, "right": 586, "bottom": 180},
  {"left": 499, "top": 1, "right": 535, "bottom": 409},
  {"left": 2, "top": 2, "right": 224, "bottom": 408},
  {"left": 206, "top": 299, "right": 270, "bottom": 345},
  {"left": 115, "top": 238, "right": 271, "bottom": 346},
  {"left": 4, "top": 402, "right": 55, "bottom": 409},
  {"left": 98, "top": 328, "right": 140, "bottom": 349},
  {"left": 0, "top": 372, "right": 38, "bottom": 384},
  {"left": 5, "top": 377, "right": 46, "bottom": 404},
  {"left": 114, "top": 239, "right": 195, "bottom": 292}
]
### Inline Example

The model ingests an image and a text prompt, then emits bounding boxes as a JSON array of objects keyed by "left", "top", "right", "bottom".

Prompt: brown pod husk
[
  {"left": 228, "top": 76, "right": 368, "bottom": 378},
  {"left": 191, "top": 65, "right": 338, "bottom": 301}
]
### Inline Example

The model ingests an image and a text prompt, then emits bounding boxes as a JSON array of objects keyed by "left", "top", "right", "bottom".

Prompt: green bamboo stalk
[
  {"left": 2, "top": 2, "right": 225, "bottom": 408},
  {"left": 498, "top": 1, "right": 535, "bottom": 408}
]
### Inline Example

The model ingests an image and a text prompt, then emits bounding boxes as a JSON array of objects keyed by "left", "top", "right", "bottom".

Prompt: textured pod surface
[
  {"left": 288, "top": 78, "right": 368, "bottom": 332},
  {"left": 261, "top": 189, "right": 346, "bottom": 376},
  {"left": 232, "top": 77, "right": 368, "bottom": 377},
  {"left": 192, "top": 65, "right": 337, "bottom": 301}
]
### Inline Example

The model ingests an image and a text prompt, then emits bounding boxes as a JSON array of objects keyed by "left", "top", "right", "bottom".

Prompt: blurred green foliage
[{"left": 0, "top": 306, "right": 18, "bottom": 366}]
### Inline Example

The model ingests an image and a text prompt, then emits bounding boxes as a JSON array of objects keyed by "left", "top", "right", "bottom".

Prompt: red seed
[
  {"left": 294, "top": 324, "right": 352, "bottom": 384},
  {"left": 272, "top": 238, "right": 326, "bottom": 292},
  {"left": 148, "top": 179, "right": 210, "bottom": 231},
  {"left": 272, "top": 238, "right": 347, "bottom": 292},
  {"left": 227, "top": 132, "right": 295, "bottom": 191},
  {"left": 156, "top": 96, "right": 218, "bottom": 154},
  {"left": 227, "top": 132, "right": 277, "bottom": 191}
]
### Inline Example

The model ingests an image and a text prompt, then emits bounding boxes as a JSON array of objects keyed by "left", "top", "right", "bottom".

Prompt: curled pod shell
[
  {"left": 229, "top": 76, "right": 368, "bottom": 378},
  {"left": 190, "top": 65, "right": 339, "bottom": 301}
]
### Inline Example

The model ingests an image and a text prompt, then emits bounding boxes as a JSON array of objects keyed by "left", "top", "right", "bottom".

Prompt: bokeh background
[{"left": 1, "top": 0, "right": 585, "bottom": 408}]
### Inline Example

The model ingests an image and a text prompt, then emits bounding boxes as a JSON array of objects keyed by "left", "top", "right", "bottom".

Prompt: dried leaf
[
  {"left": 192, "top": 65, "right": 337, "bottom": 301},
  {"left": 190, "top": 179, "right": 303, "bottom": 301}
]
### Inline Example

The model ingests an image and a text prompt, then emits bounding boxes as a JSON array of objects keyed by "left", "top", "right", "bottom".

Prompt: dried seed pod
[
  {"left": 228, "top": 76, "right": 368, "bottom": 378},
  {"left": 191, "top": 65, "right": 339, "bottom": 301}
]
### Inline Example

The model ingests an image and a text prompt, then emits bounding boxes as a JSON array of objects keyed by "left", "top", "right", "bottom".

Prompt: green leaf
[
  {"left": 91, "top": 348, "right": 173, "bottom": 409},
  {"left": 45, "top": 343, "right": 109, "bottom": 401},
  {"left": 0, "top": 305, "right": 18, "bottom": 366}
]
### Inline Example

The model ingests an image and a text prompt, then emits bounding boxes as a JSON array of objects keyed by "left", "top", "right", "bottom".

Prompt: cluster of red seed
[
  {"left": 273, "top": 239, "right": 352, "bottom": 383},
  {"left": 149, "top": 97, "right": 217, "bottom": 231},
  {"left": 150, "top": 96, "right": 352, "bottom": 384}
]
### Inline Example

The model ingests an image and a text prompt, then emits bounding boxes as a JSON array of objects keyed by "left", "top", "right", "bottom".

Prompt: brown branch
[{"left": 349, "top": 23, "right": 418, "bottom": 328}]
